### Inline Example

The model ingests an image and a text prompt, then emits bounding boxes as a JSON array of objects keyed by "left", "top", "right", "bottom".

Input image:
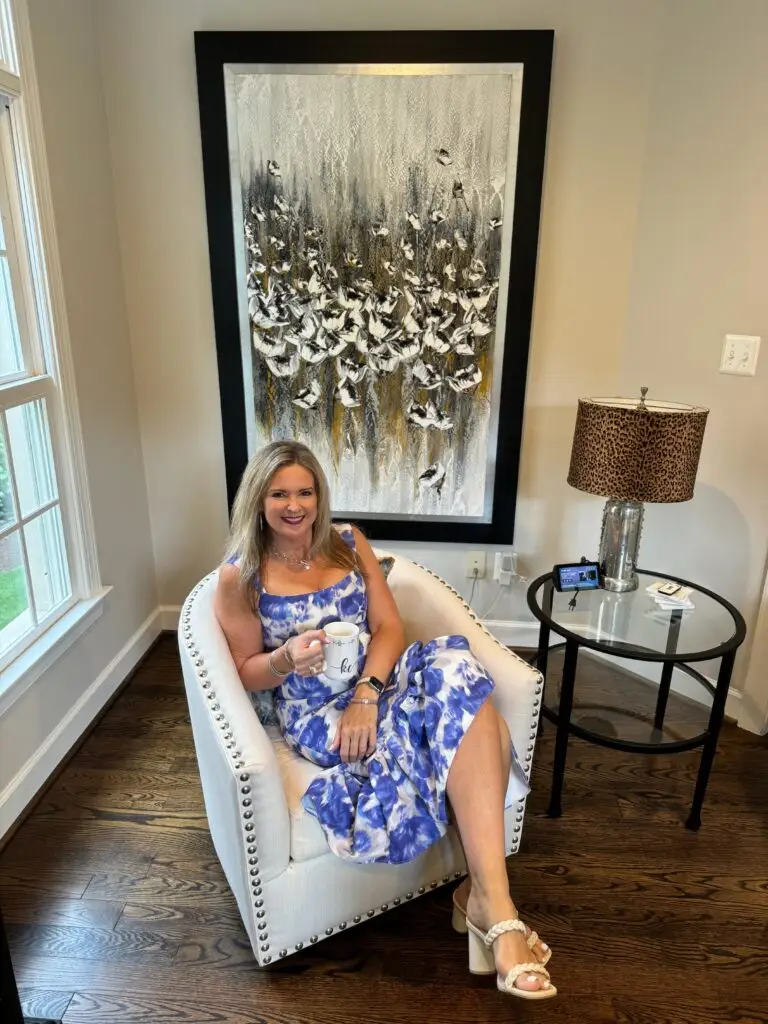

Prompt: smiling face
[{"left": 262, "top": 463, "right": 317, "bottom": 548}]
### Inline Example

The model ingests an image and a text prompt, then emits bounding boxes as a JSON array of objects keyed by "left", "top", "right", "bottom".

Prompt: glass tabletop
[{"left": 528, "top": 570, "right": 744, "bottom": 662}]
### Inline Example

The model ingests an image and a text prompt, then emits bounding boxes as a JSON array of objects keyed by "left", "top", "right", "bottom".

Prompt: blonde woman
[{"left": 214, "top": 440, "right": 556, "bottom": 1001}]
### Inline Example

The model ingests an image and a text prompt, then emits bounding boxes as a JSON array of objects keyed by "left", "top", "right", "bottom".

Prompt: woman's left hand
[{"left": 331, "top": 701, "right": 378, "bottom": 763}]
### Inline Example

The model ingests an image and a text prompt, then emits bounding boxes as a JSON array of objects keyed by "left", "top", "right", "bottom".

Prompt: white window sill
[{"left": 0, "top": 587, "right": 111, "bottom": 716}]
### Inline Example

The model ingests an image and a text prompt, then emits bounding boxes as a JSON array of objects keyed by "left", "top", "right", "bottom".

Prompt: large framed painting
[{"left": 196, "top": 30, "right": 552, "bottom": 543}]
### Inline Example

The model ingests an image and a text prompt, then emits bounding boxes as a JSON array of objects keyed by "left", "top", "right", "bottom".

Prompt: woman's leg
[
  {"left": 447, "top": 700, "right": 550, "bottom": 992},
  {"left": 453, "top": 712, "right": 549, "bottom": 961}
]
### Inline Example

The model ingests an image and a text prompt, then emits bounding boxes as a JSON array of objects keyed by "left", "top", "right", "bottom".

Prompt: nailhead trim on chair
[{"left": 182, "top": 582, "right": 278, "bottom": 971}]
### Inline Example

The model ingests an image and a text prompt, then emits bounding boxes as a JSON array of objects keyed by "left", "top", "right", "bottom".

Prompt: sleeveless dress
[{"left": 252, "top": 526, "right": 530, "bottom": 864}]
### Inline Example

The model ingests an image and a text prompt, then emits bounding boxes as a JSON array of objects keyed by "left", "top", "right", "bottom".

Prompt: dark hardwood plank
[
  {"left": 85, "top": 873, "right": 233, "bottom": 904},
  {"left": 117, "top": 901, "right": 246, "bottom": 938},
  {"left": 2, "top": 894, "right": 123, "bottom": 930},
  {"left": 147, "top": 856, "right": 229, "bottom": 881},
  {"left": 0, "top": 870, "right": 93, "bottom": 900},
  {"left": 48, "top": 768, "right": 199, "bottom": 794},
  {"left": 6, "top": 922, "right": 179, "bottom": 965},
  {"left": 2, "top": 634, "right": 766, "bottom": 1024},
  {"left": 19, "top": 987, "right": 74, "bottom": 1022}
]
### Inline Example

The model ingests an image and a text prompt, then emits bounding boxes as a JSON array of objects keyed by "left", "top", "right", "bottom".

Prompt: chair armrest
[
  {"left": 179, "top": 573, "right": 290, "bottom": 885},
  {"left": 384, "top": 556, "right": 543, "bottom": 759}
]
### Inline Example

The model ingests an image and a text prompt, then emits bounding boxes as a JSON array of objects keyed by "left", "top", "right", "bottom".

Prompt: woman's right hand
[{"left": 284, "top": 630, "right": 328, "bottom": 676}]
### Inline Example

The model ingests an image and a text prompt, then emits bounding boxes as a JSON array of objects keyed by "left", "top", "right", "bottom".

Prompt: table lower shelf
[{"left": 538, "top": 647, "right": 712, "bottom": 751}]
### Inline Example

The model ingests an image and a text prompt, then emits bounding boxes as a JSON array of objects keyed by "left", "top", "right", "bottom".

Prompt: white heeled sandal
[
  {"left": 466, "top": 917, "right": 557, "bottom": 1001},
  {"left": 452, "top": 891, "right": 552, "bottom": 967}
]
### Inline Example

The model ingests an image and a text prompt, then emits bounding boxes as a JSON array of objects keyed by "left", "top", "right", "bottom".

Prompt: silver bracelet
[
  {"left": 268, "top": 648, "right": 291, "bottom": 678},
  {"left": 349, "top": 697, "right": 377, "bottom": 705}
]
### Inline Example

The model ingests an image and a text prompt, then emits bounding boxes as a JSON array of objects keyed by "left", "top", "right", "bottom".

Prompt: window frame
[{"left": 0, "top": 0, "right": 104, "bottom": 694}]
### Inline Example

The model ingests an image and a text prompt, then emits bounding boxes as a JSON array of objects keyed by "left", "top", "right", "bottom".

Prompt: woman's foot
[
  {"left": 454, "top": 879, "right": 550, "bottom": 966},
  {"left": 464, "top": 889, "right": 552, "bottom": 994}
]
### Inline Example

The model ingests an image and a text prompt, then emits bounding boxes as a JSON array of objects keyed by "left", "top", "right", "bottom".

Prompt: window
[{"left": 0, "top": 1, "right": 100, "bottom": 681}]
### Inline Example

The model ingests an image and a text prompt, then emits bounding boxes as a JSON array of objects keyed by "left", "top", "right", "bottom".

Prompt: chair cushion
[{"left": 266, "top": 727, "right": 330, "bottom": 862}]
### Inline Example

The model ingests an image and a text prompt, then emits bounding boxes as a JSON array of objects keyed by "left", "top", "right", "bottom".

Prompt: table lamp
[{"left": 567, "top": 388, "right": 709, "bottom": 592}]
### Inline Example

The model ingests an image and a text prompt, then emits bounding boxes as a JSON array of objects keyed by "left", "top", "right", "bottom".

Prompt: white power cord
[
  {"left": 466, "top": 567, "right": 479, "bottom": 606},
  {"left": 477, "top": 572, "right": 531, "bottom": 620}
]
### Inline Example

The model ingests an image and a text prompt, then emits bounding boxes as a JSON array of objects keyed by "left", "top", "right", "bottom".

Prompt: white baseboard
[
  {"left": 159, "top": 605, "right": 182, "bottom": 631},
  {"left": 484, "top": 619, "right": 541, "bottom": 649},
  {"left": 482, "top": 618, "right": 743, "bottom": 722},
  {"left": 0, "top": 608, "right": 164, "bottom": 839}
]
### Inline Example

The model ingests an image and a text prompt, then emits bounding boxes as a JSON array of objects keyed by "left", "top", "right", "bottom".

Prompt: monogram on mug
[{"left": 322, "top": 621, "right": 360, "bottom": 682}]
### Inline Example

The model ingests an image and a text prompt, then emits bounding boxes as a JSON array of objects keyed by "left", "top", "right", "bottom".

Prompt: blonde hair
[{"left": 225, "top": 440, "right": 357, "bottom": 610}]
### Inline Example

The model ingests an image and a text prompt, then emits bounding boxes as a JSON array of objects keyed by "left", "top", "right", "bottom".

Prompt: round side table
[{"left": 527, "top": 570, "right": 746, "bottom": 830}]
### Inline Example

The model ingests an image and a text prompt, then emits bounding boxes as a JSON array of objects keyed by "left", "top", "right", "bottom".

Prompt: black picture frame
[{"left": 195, "top": 30, "right": 553, "bottom": 543}]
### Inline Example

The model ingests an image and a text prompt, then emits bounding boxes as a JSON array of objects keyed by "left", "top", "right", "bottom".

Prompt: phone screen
[{"left": 558, "top": 565, "right": 600, "bottom": 591}]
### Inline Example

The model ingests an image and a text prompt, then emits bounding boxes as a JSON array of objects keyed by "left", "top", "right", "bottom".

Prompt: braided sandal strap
[
  {"left": 526, "top": 929, "right": 540, "bottom": 951},
  {"left": 502, "top": 962, "right": 551, "bottom": 993},
  {"left": 483, "top": 919, "right": 527, "bottom": 948}
]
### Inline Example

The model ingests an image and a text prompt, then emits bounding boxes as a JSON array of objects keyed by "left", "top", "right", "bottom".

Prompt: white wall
[
  {"left": 95, "top": 0, "right": 662, "bottom": 623},
  {"left": 620, "top": 0, "right": 768, "bottom": 683},
  {"left": 0, "top": 0, "right": 157, "bottom": 836}
]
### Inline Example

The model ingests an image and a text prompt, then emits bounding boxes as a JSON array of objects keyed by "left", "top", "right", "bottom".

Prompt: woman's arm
[
  {"left": 331, "top": 530, "right": 405, "bottom": 762},
  {"left": 213, "top": 564, "right": 326, "bottom": 691},
  {"left": 353, "top": 528, "right": 405, "bottom": 683}
]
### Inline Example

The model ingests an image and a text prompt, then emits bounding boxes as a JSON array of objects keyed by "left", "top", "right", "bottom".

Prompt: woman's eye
[{"left": 300, "top": 490, "right": 314, "bottom": 497}]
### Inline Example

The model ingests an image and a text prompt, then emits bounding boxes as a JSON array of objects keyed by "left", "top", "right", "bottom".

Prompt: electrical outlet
[
  {"left": 720, "top": 334, "right": 760, "bottom": 376},
  {"left": 465, "top": 551, "right": 487, "bottom": 579},
  {"left": 493, "top": 551, "right": 517, "bottom": 584}
]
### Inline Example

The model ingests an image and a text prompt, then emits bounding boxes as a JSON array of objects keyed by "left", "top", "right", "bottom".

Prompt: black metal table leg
[
  {"left": 654, "top": 609, "right": 682, "bottom": 730},
  {"left": 547, "top": 638, "right": 579, "bottom": 818},
  {"left": 536, "top": 616, "right": 550, "bottom": 738},
  {"left": 686, "top": 650, "right": 736, "bottom": 831},
  {"left": 534, "top": 580, "right": 553, "bottom": 736}
]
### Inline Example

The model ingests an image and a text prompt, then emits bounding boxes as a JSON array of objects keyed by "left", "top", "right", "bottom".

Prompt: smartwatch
[{"left": 357, "top": 675, "right": 386, "bottom": 696}]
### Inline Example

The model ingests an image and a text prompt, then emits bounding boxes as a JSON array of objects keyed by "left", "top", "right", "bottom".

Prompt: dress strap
[{"left": 334, "top": 523, "right": 356, "bottom": 551}]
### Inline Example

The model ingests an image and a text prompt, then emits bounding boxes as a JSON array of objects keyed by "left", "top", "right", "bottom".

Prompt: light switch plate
[{"left": 720, "top": 334, "right": 760, "bottom": 376}]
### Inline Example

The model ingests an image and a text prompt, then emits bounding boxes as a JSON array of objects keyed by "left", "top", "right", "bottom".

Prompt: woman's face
[{"left": 263, "top": 464, "right": 317, "bottom": 546}]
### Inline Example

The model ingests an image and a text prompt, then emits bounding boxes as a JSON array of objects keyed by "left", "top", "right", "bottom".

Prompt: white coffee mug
[{"left": 322, "top": 621, "right": 360, "bottom": 683}]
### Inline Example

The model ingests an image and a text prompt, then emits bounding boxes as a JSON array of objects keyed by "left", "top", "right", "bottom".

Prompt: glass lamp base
[{"left": 598, "top": 499, "right": 644, "bottom": 592}]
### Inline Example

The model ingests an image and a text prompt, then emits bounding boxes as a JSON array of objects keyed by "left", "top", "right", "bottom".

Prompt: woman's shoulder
[{"left": 219, "top": 558, "right": 260, "bottom": 592}]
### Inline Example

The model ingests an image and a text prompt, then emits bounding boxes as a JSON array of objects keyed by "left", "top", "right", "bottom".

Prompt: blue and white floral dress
[{"left": 253, "top": 526, "right": 529, "bottom": 865}]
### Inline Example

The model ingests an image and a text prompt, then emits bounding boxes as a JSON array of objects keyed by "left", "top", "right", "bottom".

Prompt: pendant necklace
[{"left": 271, "top": 548, "right": 313, "bottom": 572}]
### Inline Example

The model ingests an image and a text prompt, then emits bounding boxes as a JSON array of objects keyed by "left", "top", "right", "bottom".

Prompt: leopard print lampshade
[{"left": 567, "top": 396, "right": 709, "bottom": 503}]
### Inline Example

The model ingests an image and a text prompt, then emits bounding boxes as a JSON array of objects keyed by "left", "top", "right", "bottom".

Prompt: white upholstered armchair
[{"left": 178, "top": 552, "right": 544, "bottom": 966}]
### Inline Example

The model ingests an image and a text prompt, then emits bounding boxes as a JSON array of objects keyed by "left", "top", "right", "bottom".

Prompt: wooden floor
[{"left": 1, "top": 635, "right": 767, "bottom": 1024}]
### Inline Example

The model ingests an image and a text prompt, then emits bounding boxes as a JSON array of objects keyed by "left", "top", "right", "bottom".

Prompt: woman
[{"left": 214, "top": 441, "right": 556, "bottom": 1001}]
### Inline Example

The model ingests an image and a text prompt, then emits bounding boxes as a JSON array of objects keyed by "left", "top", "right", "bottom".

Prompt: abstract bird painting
[{"left": 231, "top": 67, "right": 519, "bottom": 522}]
